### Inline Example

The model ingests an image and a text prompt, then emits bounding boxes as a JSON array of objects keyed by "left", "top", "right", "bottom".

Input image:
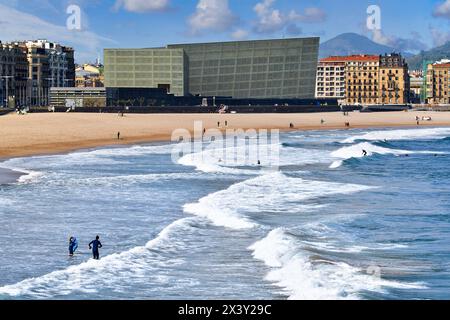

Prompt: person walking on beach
[
  {"left": 117, "top": 132, "right": 121, "bottom": 140},
  {"left": 89, "top": 235, "right": 103, "bottom": 260}
]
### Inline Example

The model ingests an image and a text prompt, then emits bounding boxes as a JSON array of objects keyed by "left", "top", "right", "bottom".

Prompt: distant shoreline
[{"left": 1, "top": 111, "right": 450, "bottom": 161}]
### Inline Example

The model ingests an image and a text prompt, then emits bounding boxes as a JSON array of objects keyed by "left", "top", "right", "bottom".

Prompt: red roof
[
  {"left": 434, "top": 63, "right": 450, "bottom": 68},
  {"left": 320, "top": 55, "right": 379, "bottom": 63}
]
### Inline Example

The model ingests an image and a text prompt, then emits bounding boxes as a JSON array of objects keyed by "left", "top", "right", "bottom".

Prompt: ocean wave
[
  {"left": 38, "top": 172, "right": 205, "bottom": 188},
  {"left": 177, "top": 142, "right": 281, "bottom": 174},
  {"left": 76, "top": 143, "right": 180, "bottom": 157},
  {"left": 330, "top": 142, "right": 445, "bottom": 168},
  {"left": 249, "top": 228, "right": 427, "bottom": 300},
  {"left": 0, "top": 217, "right": 199, "bottom": 298},
  {"left": 0, "top": 143, "right": 179, "bottom": 172},
  {"left": 342, "top": 128, "right": 450, "bottom": 144},
  {"left": 178, "top": 142, "right": 333, "bottom": 174},
  {"left": 0, "top": 167, "right": 45, "bottom": 185},
  {"left": 183, "top": 172, "right": 373, "bottom": 230}
]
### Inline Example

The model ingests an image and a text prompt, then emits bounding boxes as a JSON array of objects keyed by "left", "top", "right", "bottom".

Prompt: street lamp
[{"left": 1, "top": 76, "right": 14, "bottom": 108}]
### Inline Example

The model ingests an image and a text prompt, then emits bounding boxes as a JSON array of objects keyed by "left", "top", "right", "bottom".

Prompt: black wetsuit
[{"left": 89, "top": 239, "right": 103, "bottom": 260}]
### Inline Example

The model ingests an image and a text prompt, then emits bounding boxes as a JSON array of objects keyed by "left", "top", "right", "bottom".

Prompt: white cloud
[
  {"left": 254, "top": 0, "right": 284, "bottom": 33},
  {"left": 372, "top": 29, "right": 427, "bottom": 52},
  {"left": 288, "top": 7, "right": 326, "bottom": 23},
  {"left": 0, "top": 4, "right": 114, "bottom": 63},
  {"left": 433, "top": 0, "right": 450, "bottom": 18},
  {"left": 231, "top": 29, "right": 249, "bottom": 40},
  {"left": 114, "top": 0, "right": 170, "bottom": 13},
  {"left": 430, "top": 27, "right": 450, "bottom": 47},
  {"left": 188, "top": 0, "right": 236, "bottom": 35},
  {"left": 253, "top": 0, "right": 325, "bottom": 34}
]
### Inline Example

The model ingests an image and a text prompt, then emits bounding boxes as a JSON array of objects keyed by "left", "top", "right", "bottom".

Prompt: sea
[{"left": 0, "top": 126, "right": 449, "bottom": 300}]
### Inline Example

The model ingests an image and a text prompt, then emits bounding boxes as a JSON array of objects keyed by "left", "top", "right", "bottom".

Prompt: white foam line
[
  {"left": 249, "top": 228, "right": 428, "bottom": 300},
  {"left": 342, "top": 128, "right": 450, "bottom": 144},
  {"left": 183, "top": 171, "right": 374, "bottom": 230},
  {"left": 330, "top": 142, "right": 446, "bottom": 168}
]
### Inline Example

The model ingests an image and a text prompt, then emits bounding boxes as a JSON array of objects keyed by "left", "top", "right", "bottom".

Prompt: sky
[{"left": 1, "top": 0, "right": 450, "bottom": 63}]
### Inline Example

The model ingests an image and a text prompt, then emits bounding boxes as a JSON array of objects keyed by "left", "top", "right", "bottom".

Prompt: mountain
[
  {"left": 319, "top": 33, "right": 412, "bottom": 59},
  {"left": 407, "top": 42, "right": 450, "bottom": 70}
]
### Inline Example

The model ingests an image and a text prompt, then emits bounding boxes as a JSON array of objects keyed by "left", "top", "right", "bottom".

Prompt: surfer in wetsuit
[
  {"left": 69, "top": 236, "right": 78, "bottom": 256},
  {"left": 362, "top": 150, "right": 368, "bottom": 157},
  {"left": 89, "top": 235, "right": 103, "bottom": 260}
]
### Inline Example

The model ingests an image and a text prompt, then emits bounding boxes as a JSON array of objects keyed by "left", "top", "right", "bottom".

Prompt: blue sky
[{"left": 1, "top": 0, "right": 450, "bottom": 63}]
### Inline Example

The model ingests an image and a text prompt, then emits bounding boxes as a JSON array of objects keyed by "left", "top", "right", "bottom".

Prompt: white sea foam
[
  {"left": 77, "top": 143, "right": 180, "bottom": 157},
  {"left": 0, "top": 217, "right": 197, "bottom": 298},
  {"left": 177, "top": 142, "right": 282, "bottom": 174},
  {"left": 0, "top": 143, "right": 179, "bottom": 172},
  {"left": 178, "top": 142, "right": 334, "bottom": 175},
  {"left": 330, "top": 142, "right": 445, "bottom": 168},
  {"left": 342, "top": 128, "right": 450, "bottom": 144},
  {"left": 0, "top": 167, "right": 45, "bottom": 185},
  {"left": 249, "top": 228, "right": 427, "bottom": 300},
  {"left": 43, "top": 172, "right": 204, "bottom": 188},
  {"left": 184, "top": 172, "right": 373, "bottom": 230},
  {"left": 16, "top": 170, "right": 44, "bottom": 184}
]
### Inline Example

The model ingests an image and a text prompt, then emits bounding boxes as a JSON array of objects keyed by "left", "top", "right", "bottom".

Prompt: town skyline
[{"left": 1, "top": 0, "right": 450, "bottom": 63}]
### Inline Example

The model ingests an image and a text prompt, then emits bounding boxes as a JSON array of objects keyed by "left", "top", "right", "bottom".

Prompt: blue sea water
[{"left": 0, "top": 127, "right": 449, "bottom": 300}]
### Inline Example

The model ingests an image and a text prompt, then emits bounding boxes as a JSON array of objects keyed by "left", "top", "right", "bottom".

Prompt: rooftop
[
  {"left": 433, "top": 63, "right": 450, "bottom": 68},
  {"left": 320, "top": 55, "right": 379, "bottom": 63}
]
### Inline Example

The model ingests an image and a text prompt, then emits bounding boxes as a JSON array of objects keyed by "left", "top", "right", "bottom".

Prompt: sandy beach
[{"left": 0, "top": 111, "right": 450, "bottom": 160}]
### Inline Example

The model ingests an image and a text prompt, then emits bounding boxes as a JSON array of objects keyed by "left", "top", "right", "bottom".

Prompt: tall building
[
  {"left": 104, "top": 37, "right": 320, "bottom": 99},
  {"left": 0, "top": 42, "right": 28, "bottom": 107},
  {"left": 345, "top": 55, "right": 380, "bottom": 105},
  {"left": 63, "top": 46, "right": 76, "bottom": 87},
  {"left": 23, "top": 40, "right": 75, "bottom": 106},
  {"left": 315, "top": 58, "right": 346, "bottom": 100},
  {"left": 379, "top": 53, "right": 409, "bottom": 104},
  {"left": 25, "top": 42, "right": 50, "bottom": 106},
  {"left": 317, "top": 54, "right": 409, "bottom": 105},
  {"left": 426, "top": 62, "right": 450, "bottom": 104}
]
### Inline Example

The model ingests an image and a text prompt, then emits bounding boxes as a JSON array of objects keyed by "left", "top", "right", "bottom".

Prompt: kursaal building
[{"left": 104, "top": 38, "right": 319, "bottom": 99}]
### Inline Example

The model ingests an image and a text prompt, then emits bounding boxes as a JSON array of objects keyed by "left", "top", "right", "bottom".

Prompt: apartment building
[
  {"left": 0, "top": 42, "right": 28, "bottom": 107},
  {"left": 379, "top": 53, "right": 410, "bottom": 104},
  {"left": 426, "top": 62, "right": 450, "bottom": 104},
  {"left": 317, "top": 54, "right": 409, "bottom": 105},
  {"left": 315, "top": 59, "right": 346, "bottom": 100}
]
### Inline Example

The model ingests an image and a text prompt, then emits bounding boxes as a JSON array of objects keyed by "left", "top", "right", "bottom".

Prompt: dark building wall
[
  {"left": 63, "top": 47, "right": 76, "bottom": 87},
  {"left": 168, "top": 38, "right": 319, "bottom": 99}
]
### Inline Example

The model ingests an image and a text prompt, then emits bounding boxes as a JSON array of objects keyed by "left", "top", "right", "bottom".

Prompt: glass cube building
[{"left": 104, "top": 37, "right": 319, "bottom": 99}]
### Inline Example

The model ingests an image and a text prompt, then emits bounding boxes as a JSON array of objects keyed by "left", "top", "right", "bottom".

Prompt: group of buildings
[
  {"left": 2, "top": 36, "right": 450, "bottom": 109},
  {"left": 315, "top": 53, "right": 410, "bottom": 105},
  {"left": 0, "top": 40, "right": 74, "bottom": 108}
]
